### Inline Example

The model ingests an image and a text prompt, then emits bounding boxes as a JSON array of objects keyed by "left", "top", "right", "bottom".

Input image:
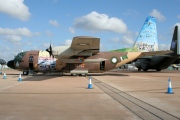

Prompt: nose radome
[{"left": 7, "top": 60, "right": 15, "bottom": 69}]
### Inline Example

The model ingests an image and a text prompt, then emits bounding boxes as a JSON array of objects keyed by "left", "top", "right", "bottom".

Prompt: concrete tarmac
[{"left": 0, "top": 70, "right": 179, "bottom": 120}]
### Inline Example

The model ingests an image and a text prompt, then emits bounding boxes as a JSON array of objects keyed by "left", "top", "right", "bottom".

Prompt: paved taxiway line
[
  {"left": 90, "top": 76, "right": 180, "bottom": 120},
  {"left": 0, "top": 82, "right": 25, "bottom": 91},
  {"left": 88, "top": 70, "right": 180, "bottom": 119}
]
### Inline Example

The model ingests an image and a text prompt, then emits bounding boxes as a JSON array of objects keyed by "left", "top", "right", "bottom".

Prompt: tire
[
  {"left": 23, "top": 71, "right": 29, "bottom": 75},
  {"left": 23, "top": 71, "right": 26, "bottom": 75}
]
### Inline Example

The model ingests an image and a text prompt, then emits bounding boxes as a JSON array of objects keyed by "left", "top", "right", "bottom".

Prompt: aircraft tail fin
[
  {"left": 170, "top": 25, "right": 180, "bottom": 55},
  {"left": 133, "top": 16, "right": 158, "bottom": 52},
  {"left": 111, "top": 16, "right": 158, "bottom": 52}
]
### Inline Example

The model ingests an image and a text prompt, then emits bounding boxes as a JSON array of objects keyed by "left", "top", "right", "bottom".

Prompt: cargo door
[
  {"left": 29, "top": 56, "right": 34, "bottom": 70},
  {"left": 100, "top": 61, "right": 105, "bottom": 70}
]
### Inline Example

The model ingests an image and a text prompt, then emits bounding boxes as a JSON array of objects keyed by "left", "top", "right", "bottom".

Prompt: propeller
[
  {"left": 46, "top": 44, "right": 53, "bottom": 58},
  {"left": 45, "top": 43, "right": 54, "bottom": 72}
]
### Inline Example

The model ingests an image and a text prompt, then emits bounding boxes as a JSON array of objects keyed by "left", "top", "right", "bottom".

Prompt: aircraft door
[
  {"left": 29, "top": 56, "right": 34, "bottom": 70},
  {"left": 100, "top": 61, "right": 105, "bottom": 70}
]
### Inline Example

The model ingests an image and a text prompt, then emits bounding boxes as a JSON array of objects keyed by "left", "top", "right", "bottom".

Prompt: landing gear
[
  {"left": 71, "top": 73, "right": 87, "bottom": 77},
  {"left": 138, "top": 68, "right": 141, "bottom": 71},
  {"left": 81, "top": 73, "right": 87, "bottom": 77},
  {"left": 23, "top": 71, "right": 29, "bottom": 75}
]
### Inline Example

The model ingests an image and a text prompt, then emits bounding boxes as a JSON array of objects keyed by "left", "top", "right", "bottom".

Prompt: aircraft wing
[
  {"left": 140, "top": 50, "right": 173, "bottom": 57},
  {"left": 59, "top": 58, "right": 108, "bottom": 63},
  {"left": 138, "top": 54, "right": 180, "bottom": 59},
  {"left": 70, "top": 36, "right": 100, "bottom": 55},
  {"left": 84, "top": 58, "right": 108, "bottom": 63}
]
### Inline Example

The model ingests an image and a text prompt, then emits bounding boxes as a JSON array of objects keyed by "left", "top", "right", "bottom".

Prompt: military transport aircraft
[
  {"left": 134, "top": 25, "right": 180, "bottom": 71},
  {"left": 7, "top": 17, "right": 172, "bottom": 75},
  {"left": 172, "top": 64, "right": 180, "bottom": 70},
  {"left": 0, "top": 59, "right": 6, "bottom": 65},
  {"left": 112, "top": 16, "right": 180, "bottom": 71},
  {"left": 0, "top": 59, "right": 6, "bottom": 72}
]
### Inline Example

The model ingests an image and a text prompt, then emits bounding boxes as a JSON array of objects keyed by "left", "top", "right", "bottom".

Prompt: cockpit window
[
  {"left": 14, "top": 52, "right": 27, "bottom": 63},
  {"left": 18, "top": 52, "right": 24, "bottom": 57}
]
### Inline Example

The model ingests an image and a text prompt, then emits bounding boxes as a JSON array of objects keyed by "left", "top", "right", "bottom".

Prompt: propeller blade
[
  {"left": 49, "top": 44, "right": 52, "bottom": 56},
  {"left": 46, "top": 44, "right": 53, "bottom": 58}
]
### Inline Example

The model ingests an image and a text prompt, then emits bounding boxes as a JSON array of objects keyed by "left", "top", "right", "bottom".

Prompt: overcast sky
[{"left": 0, "top": 0, "right": 180, "bottom": 61}]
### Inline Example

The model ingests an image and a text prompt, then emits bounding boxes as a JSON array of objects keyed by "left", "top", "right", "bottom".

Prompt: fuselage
[{"left": 7, "top": 50, "right": 142, "bottom": 74}]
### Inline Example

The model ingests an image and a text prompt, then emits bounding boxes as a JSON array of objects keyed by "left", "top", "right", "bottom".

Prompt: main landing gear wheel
[
  {"left": 71, "top": 74, "right": 87, "bottom": 77},
  {"left": 23, "top": 71, "right": 29, "bottom": 75}
]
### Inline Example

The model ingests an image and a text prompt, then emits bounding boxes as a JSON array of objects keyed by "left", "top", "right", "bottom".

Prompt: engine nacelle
[
  {"left": 134, "top": 60, "right": 141, "bottom": 68},
  {"left": 135, "top": 59, "right": 150, "bottom": 71}
]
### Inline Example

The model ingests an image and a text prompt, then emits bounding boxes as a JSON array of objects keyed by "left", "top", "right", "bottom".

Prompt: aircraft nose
[
  {"left": 7, "top": 60, "right": 15, "bottom": 69},
  {"left": 2, "top": 60, "right": 6, "bottom": 64}
]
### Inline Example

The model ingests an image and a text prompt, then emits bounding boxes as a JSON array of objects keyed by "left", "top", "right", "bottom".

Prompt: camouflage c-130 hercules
[{"left": 7, "top": 16, "right": 172, "bottom": 75}]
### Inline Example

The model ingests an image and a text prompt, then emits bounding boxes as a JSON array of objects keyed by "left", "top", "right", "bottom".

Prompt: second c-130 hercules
[
  {"left": 112, "top": 17, "right": 180, "bottom": 71},
  {"left": 7, "top": 16, "right": 172, "bottom": 75},
  {"left": 134, "top": 25, "right": 180, "bottom": 71}
]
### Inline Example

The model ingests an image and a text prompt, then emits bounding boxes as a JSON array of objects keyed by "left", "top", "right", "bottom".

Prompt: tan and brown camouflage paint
[
  {"left": 16, "top": 50, "right": 136, "bottom": 73},
  {"left": 18, "top": 51, "right": 39, "bottom": 70}
]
